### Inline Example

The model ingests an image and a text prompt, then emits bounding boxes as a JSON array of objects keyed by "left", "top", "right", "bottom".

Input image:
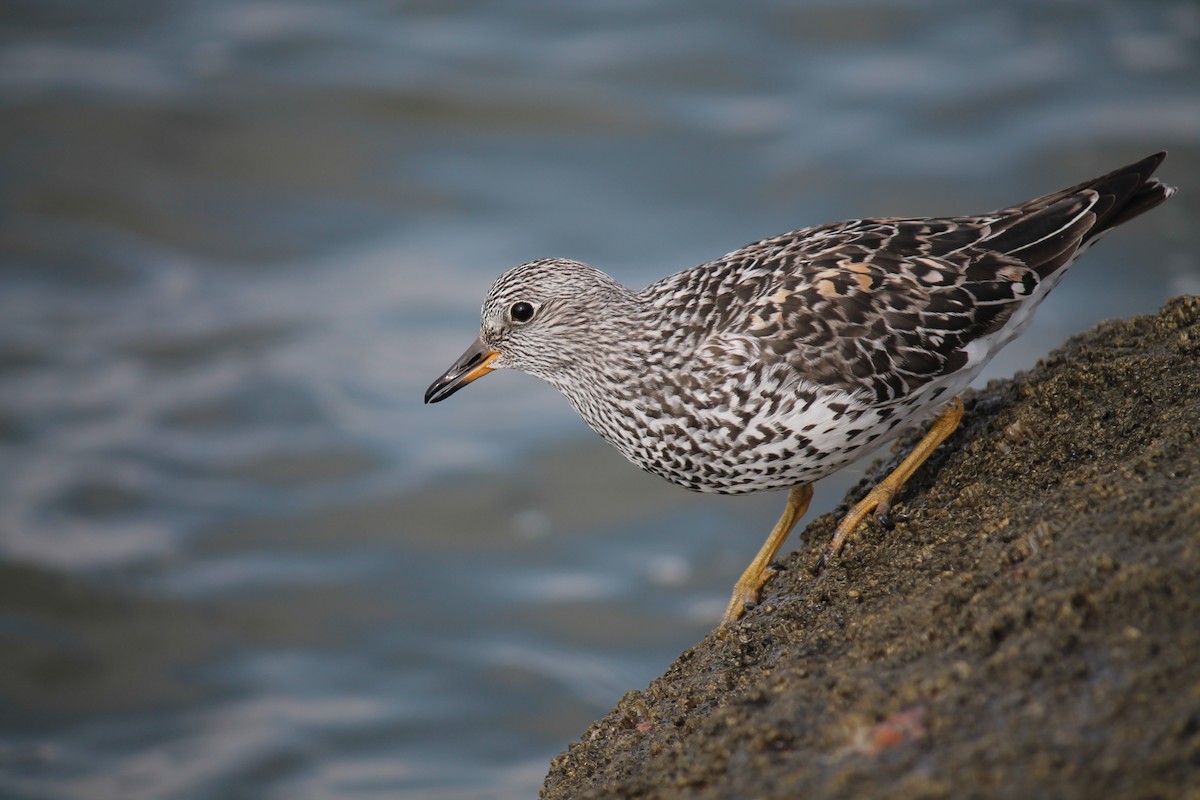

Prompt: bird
[{"left": 424, "top": 152, "right": 1175, "bottom": 626}]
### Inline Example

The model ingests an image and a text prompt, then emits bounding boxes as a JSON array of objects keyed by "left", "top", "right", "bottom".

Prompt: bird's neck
[{"left": 546, "top": 293, "right": 662, "bottom": 453}]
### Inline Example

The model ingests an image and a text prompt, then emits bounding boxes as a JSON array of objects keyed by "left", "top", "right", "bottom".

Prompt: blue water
[{"left": 1, "top": 2, "right": 1196, "bottom": 797}]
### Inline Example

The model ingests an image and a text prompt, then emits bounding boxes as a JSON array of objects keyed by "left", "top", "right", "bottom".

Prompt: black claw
[
  {"left": 769, "top": 561, "right": 787, "bottom": 572},
  {"left": 810, "top": 552, "right": 827, "bottom": 576},
  {"left": 876, "top": 509, "right": 894, "bottom": 530}
]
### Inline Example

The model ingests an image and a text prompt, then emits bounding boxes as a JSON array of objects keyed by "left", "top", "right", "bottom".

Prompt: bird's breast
[{"left": 559, "top": 363, "right": 943, "bottom": 494}]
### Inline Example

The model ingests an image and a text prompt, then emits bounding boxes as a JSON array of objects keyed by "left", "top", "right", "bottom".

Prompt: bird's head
[{"left": 424, "top": 258, "right": 633, "bottom": 403}]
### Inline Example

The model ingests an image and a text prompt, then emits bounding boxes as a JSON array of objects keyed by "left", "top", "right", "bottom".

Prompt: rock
[{"left": 542, "top": 296, "right": 1200, "bottom": 799}]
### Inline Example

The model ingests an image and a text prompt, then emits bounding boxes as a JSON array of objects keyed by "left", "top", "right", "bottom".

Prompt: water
[{"left": 1, "top": 1, "right": 1196, "bottom": 797}]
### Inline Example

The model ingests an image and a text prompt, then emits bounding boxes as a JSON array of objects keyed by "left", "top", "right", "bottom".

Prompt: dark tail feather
[
  {"left": 1099, "top": 152, "right": 1176, "bottom": 232},
  {"left": 982, "top": 152, "right": 1175, "bottom": 278}
]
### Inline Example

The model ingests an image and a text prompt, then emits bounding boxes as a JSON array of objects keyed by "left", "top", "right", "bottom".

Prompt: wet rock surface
[{"left": 542, "top": 296, "right": 1200, "bottom": 799}]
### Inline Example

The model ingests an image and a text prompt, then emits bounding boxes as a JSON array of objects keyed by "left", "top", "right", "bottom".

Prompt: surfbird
[{"left": 425, "top": 152, "right": 1175, "bottom": 626}]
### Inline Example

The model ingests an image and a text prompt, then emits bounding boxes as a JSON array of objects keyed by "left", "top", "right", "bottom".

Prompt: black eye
[{"left": 510, "top": 301, "right": 535, "bottom": 323}]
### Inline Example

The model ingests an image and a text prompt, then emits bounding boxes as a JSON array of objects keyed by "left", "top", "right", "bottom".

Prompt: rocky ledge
[{"left": 542, "top": 296, "right": 1200, "bottom": 799}]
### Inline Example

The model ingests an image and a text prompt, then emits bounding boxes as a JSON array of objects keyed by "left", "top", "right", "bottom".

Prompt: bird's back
[
  {"left": 618, "top": 153, "right": 1174, "bottom": 493},
  {"left": 642, "top": 152, "right": 1174, "bottom": 405}
]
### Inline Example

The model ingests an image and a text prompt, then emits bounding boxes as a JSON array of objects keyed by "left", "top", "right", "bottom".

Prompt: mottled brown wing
[
  {"left": 728, "top": 223, "right": 1042, "bottom": 401},
  {"left": 693, "top": 152, "right": 1173, "bottom": 401}
]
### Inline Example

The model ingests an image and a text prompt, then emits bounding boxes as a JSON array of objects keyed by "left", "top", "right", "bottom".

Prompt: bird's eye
[{"left": 510, "top": 301, "right": 535, "bottom": 323}]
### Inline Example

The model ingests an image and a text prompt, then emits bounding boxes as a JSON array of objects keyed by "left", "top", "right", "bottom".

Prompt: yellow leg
[
  {"left": 721, "top": 483, "right": 814, "bottom": 626},
  {"left": 812, "top": 396, "right": 965, "bottom": 575}
]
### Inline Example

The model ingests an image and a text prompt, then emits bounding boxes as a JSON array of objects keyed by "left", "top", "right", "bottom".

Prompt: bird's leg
[
  {"left": 721, "top": 483, "right": 814, "bottom": 626},
  {"left": 812, "top": 396, "right": 964, "bottom": 575}
]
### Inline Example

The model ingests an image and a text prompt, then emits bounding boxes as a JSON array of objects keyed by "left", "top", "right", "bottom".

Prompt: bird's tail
[
  {"left": 1090, "top": 152, "right": 1176, "bottom": 234},
  {"left": 981, "top": 152, "right": 1176, "bottom": 279}
]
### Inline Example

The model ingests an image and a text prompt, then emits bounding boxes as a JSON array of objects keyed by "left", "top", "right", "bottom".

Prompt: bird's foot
[
  {"left": 811, "top": 482, "right": 898, "bottom": 576},
  {"left": 873, "top": 496, "right": 897, "bottom": 531},
  {"left": 720, "top": 580, "right": 761, "bottom": 626}
]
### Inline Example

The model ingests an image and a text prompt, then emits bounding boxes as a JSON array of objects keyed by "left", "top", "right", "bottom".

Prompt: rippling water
[{"left": 1, "top": 2, "right": 1196, "bottom": 797}]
